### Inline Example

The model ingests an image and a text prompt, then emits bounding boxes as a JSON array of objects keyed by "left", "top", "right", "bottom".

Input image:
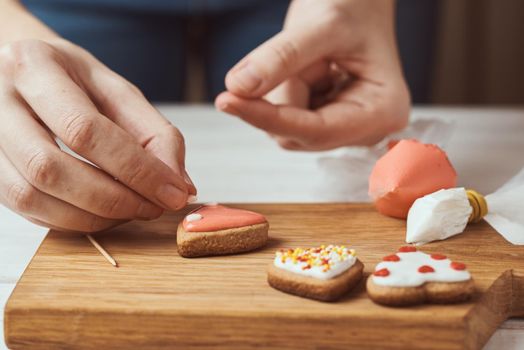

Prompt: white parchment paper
[
  {"left": 316, "top": 118, "right": 455, "bottom": 201},
  {"left": 485, "top": 167, "right": 524, "bottom": 244}
]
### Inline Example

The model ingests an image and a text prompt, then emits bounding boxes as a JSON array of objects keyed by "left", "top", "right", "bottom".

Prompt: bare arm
[{"left": 0, "top": 0, "right": 58, "bottom": 44}]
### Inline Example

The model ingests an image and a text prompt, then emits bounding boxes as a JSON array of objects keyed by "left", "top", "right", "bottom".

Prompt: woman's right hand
[{"left": 0, "top": 38, "right": 195, "bottom": 232}]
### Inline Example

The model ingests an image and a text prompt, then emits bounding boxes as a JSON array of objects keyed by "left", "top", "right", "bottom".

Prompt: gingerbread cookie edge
[
  {"left": 177, "top": 222, "right": 269, "bottom": 258},
  {"left": 268, "top": 259, "right": 364, "bottom": 302}
]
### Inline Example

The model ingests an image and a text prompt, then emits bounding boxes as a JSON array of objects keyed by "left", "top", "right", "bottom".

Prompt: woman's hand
[
  {"left": 216, "top": 0, "right": 410, "bottom": 150},
  {"left": 0, "top": 38, "right": 195, "bottom": 232}
]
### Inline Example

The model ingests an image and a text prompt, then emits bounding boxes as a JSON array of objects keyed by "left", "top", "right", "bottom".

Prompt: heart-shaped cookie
[{"left": 177, "top": 204, "right": 269, "bottom": 258}]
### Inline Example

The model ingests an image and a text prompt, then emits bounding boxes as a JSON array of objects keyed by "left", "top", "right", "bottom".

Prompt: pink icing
[
  {"left": 368, "top": 139, "right": 457, "bottom": 219},
  {"left": 182, "top": 205, "right": 267, "bottom": 232}
]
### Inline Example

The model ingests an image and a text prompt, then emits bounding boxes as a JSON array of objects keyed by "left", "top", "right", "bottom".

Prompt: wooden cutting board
[{"left": 5, "top": 204, "right": 524, "bottom": 350}]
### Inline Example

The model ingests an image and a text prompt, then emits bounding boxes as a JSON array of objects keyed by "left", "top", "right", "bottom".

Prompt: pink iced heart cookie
[
  {"left": 182, "top": 204, "right": 266, "bottom": 232},
  {"left": 177, "top": 204, "right": 269, "bottom": 258}
]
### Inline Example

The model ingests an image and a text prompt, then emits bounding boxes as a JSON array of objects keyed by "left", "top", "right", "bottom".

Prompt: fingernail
[
  {"left": 156, "top": 184, "right": 187, "bottom": 210},
  {"left": 217, "top": 101, "right": 229, "bottom": 111},
  {"left": 230, "top": 62, "right": 261, "bottom": 94},
  {"left": 137, "top": 202, "right": 164, "bottom": 219},
  {"left": 217, "top": 101, "right": 240, "bottom": 116},
  {"left": 187, "top": 195, "right": 198, "bottom": 204},
  {"left": 183, "top": 172, "right": 195, "bottom": 188}
]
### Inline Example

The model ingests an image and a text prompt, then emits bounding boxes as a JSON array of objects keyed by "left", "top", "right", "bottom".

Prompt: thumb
[{"left": 225, "top": 29, "right": 327, "bottom": 98}]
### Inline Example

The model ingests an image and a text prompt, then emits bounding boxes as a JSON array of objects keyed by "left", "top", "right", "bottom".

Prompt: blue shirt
[{"left": 22, "top": 0, "right": 271, "bottom": 14}]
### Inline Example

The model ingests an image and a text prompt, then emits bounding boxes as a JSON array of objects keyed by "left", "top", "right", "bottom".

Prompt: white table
[{"left": 1, "top": 105, "right": 524, "bottom": 349}]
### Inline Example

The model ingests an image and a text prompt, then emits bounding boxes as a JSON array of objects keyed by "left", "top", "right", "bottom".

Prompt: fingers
[
  {"left": 216, "top": 78, "right": 409, "bottom": 151},
  {"left": 225, "top": 29, "right": 328, "bottom": 98},
  {"left": 12, "top": 53, "right": 189, "bottom": 210},
  {"left": 262, "top": 61, "right": 331, "bottom": 110},
  {"left": 80, "top": 67, "right": 196, "bottom": 194},
  {"left": 216, "top": 91, "right": 321, "bottom": 145},
  {"left": 264, "top": 78, "right": 310, "bottom": 108},
  {"left": 22, "top": 215, "right": 71, "bottom": 232},
  {"left": 0, "top": 95, "right": 164, "bottom": 220},
  {"left": 0, "top": 150, "right": 122, "bottom": 232}
]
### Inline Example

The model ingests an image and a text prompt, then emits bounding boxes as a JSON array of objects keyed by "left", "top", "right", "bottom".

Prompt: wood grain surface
[{"left": 4, "top": 204, "right": 524, "bottom": 350}]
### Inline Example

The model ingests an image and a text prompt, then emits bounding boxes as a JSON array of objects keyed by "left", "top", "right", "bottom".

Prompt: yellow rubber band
[
  {"left": 466, "top": 189, "right": 488, "bottom": 223},
  {"left": 467, "top": 192, "right": 479, "bottom": 222}
]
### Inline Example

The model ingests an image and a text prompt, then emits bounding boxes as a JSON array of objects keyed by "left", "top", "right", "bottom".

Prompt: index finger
[
  {"left": 14, "top": 56, "right": 188, "bottom": 210},
  {"left": 216, "top": 90, "right": 390, "bottom": 150},
  {"left": 82, "top": 68, "right": 197, "bottom": 195},
  {"left": 225, "top": 29, "right": 327, "bottom": 98},
  {"left": 216, "top": 91, "right": 322, "bottom": 143}
]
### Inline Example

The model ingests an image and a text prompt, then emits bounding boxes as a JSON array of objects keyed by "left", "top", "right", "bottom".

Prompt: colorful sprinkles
[{"left": 275, "top": 245, "right": 356, "bottom": 273}]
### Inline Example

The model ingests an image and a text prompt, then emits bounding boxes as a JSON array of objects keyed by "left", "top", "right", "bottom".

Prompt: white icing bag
[{"left": 407, "top": 167, "right": 524, "bottom": 245}]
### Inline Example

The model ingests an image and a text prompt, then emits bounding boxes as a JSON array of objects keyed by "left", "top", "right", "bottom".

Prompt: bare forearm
[{"left": 0, "top": 0, "right": 58, "bottom": 45}]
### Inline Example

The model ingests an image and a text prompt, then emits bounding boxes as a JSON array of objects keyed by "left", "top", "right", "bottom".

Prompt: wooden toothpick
[{"left": 86, "top": 234, "right": 118, "bottom": 268}]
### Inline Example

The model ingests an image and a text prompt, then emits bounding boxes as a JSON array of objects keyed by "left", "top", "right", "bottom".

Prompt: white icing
[
  {"left": 372, "top": 251, "right": 471, "bottom": 287},
  {"left": 204, "top": 202, "right": 219, "bottom": 206},
  {"left": 274, "top": 245, "right": 356, "bottom": 280},
  {"left": 406, "top": 188, "right": 472, "bottom": 245},
  {"left": 185, "top": 213, "right": 203, "bottom": 222}
]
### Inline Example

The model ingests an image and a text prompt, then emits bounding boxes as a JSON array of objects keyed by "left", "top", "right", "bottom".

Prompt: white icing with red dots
[{"left": 372, "top": 250, "right": 471, "bottom": 287}]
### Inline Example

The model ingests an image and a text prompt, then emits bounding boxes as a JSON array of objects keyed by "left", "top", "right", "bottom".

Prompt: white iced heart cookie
[{"left": 268, "top": 245, "right": 364, "bottom": 302}]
